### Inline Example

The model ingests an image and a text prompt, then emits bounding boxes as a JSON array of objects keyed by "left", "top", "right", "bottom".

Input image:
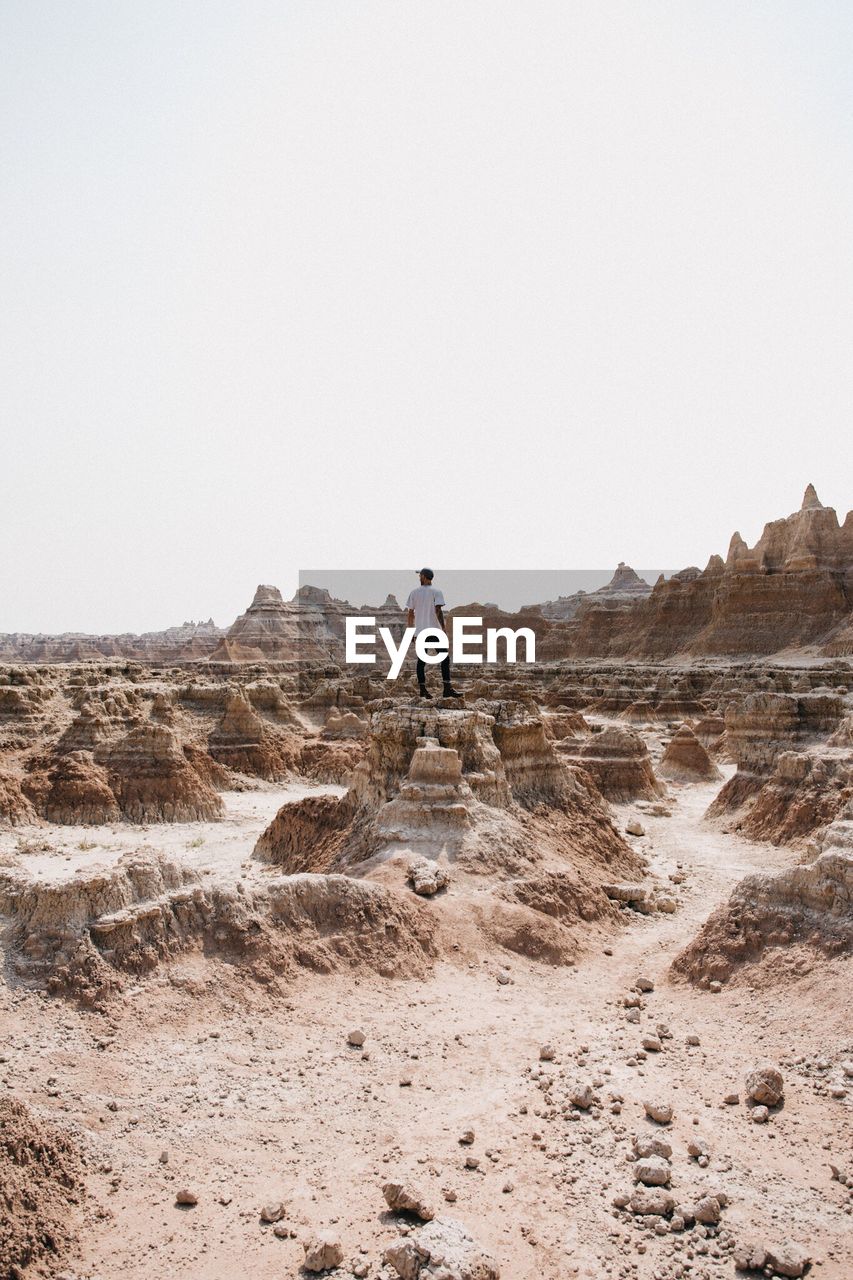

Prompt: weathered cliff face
[
  {"left": 220, "top": 584, "right": 406, "bottom": 667},
  {"left": 563, "top": 487, "right": 853, "bottom": 658},
  {"left": 41, "top": 751, "right": 121, "bottom": 825},
  {"left": 0, "top": 769, "right": 36, "bottom": 826},
  {"left": 733, "top": 751, "right": 852, "bottom": 846},
  {"left": 699, "top": 684, "right": 853, "bottom": 856},
  {"left": 538, "top": 563, "right": 653, "bottom": 621},
  {"left": 219, "top": 585, "right": 322, "bottom": 662},
  {"left": 105, "top": 724, "right": 225, "bottom": 823}
]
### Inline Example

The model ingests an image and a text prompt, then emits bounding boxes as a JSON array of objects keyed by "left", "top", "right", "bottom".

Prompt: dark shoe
[
  {"left": 419, "top": 685, "right": 432, "bottom": 699},
  {"left": 442, "top": 686, "right": 462, "bottom": 699}
]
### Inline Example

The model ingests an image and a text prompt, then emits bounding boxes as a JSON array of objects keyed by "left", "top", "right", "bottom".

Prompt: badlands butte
[{"left": 1, "top": 488, "right": 852, "bottom": 1280}]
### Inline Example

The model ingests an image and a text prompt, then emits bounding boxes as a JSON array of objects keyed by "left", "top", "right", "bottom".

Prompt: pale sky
[{"left": 2, "top": 1, "right": 852, "bottom": 634}]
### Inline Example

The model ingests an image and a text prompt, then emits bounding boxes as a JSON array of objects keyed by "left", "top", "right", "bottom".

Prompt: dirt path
[{"left": 1, "top": 774, "right": 851, "bottom": 1279}]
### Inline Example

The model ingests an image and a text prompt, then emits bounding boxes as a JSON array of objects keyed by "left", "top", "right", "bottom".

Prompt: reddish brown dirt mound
[
  {"left": 254, "top": 794, "right": 355, "bottom": 871},
  {"left": 0, "top": 1098, "right": 84, "bottom": 1278}
]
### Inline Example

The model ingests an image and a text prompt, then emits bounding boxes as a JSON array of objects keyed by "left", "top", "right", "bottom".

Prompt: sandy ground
[
  {"left": 0, "top": 783, "right": 346, "bottom": 886},
  {"left": 2, "top": 769, "right": 852, "bottom": 1279}
]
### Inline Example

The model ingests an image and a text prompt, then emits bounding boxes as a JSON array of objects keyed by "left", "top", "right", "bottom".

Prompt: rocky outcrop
[
  {"left": 659, "top": 725, "right": 721, "bottom": 783},
  {"left": 207, "top": 691, "right": 300, "bottom": 780},
  {"left": 0, "top": 768, "right": 37, "bottom": 826},
  {"left": 372, "top": 740, "right": 474, "bottom": 851},
  {"left": 731, "top": 751, "right": 853, "bottom": 846},
  {"left": 708, "top": 692, "right": 845, "bottom": 835},
  {"left": 563, "top": 487, "right": 853, "bottom": 657},
  {"left": 0, "top": 848, "right": 438, "bottom": 1003},
  {"left": 538, "top": 563, "right": 653, "bottom": 621},
  {"left": 383, "top": 1216, "right": 500, "bottom": 1279},
  {"left": 43, "top": 751, "right": 121, "bottom": 825},
  {"left": 487, "top": 703, "right": 576, "bottom": 806},
  {"left": 560, "top": 726, "right": 666, "bottom": 802},
  {"left": 0, "top": 620, "right": 223, "bottom": 664},
  {"left": 106, "top": 724, "right": 224, "bottom": 822},
  {"left": 254, "top": 794, "right": 355, "bottom": 872},
  {"left": 251, "top": 701, "right": 641, "bottom": 967},
  {"left": 671, "top": 846, "right": 853, "bottom": 985}
]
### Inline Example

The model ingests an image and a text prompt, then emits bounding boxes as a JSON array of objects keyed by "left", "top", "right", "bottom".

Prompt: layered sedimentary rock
[
  {"left": 42, "top": 751, "right": 121, "bottom": 825},
  {"left": 0, "top": 620, "right": 223, "bottom": 664},
  {"left": 708, "top": 692, "right": 845, "bottom": 838},
  {"left": 563, "top": 488, "right": 853, "bottom": 658},
  {"left": 693, "top": 715, "right": 727, "bottom": 756},
  {"left": 106, "top": 724, "right": 224, "bottom": 822},
  {"left": 559, "top": 727, "right": 665, "bottom": 802},
  {"left": 207, "top": 691, "right": 300, "bottom": 780},
  {"left": 218, "top": 585, "right": 309, "bottom": 661},
  {"left": 372, "top": 740, "right": 474, "bottom": 848},
  {"left": 221, "top": 583, "right": 404, "bottom": 667},
  {"left": 0, "top": 769, "right": 36, "bottom": 826},
  {"left": 731, "top": 751, "right": 853, "bottom": 846},
  {"left": 538, "top": 563, "right": 653, "bottom": 620},
  {"left": 659, "top": 725, "right": 721, "bottom": 783},
  {"left": 0, "top": 849, "right": 436, "bottom": 1004},
  {"left": 253, "top": 700, "right": 643, "bottom": 964}
]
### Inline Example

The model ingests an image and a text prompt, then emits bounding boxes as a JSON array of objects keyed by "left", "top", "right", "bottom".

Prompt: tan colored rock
[
  {"left": 408, "top": 856, "right": 450, "bottom": 897},
  {"left": 383, "top": 1216, "right": 500, "bottom": 1279},
  {"left": 106, "top": 723, "right": 224, "bottom": 823},
  {"left": 659, "top": 724, "right": 721, "bottom": 783},
  {"left": 562, "top": 726, "right": 665, "bottom": 802},
  {"left": 745, "top": 1062, "right": 784, "bottom": 1106},
  {"left": 672, "top": 849, "right": 853, "bottom": 984},
  {"left": 383, "top": 1181, "right": 436, "bottom": 1221},
  {"left": 629, "top": 1187, "right": 675, "bottom": 1216},
  {"left": 302, "top": 1229, "right": 344, "bottom": 1272}
]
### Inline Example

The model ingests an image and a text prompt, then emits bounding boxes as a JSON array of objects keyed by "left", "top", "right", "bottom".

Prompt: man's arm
[
  {"left": 435, "top": 606, "right": 446, "bottom": 635},
  {"left": 407, "top": 609, "right": 415, "bottom": 627}
]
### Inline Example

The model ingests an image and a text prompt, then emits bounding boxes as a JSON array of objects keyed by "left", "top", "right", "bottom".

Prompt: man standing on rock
[{"left": 405, "top": 569, "right": 462, "bottom": 700}]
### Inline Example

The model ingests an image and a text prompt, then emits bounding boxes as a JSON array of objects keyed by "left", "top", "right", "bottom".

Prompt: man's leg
[
  {"left": 441, "top": 653, "right": 461, "bottom": 698},
  {"left": 416, "top": 655, "right": 431, "bottom": 698}
]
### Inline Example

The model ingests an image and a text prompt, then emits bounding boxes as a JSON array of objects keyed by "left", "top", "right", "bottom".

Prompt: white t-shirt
[{"left": 405, "top": 585, "right": 446, "bottom": 634}]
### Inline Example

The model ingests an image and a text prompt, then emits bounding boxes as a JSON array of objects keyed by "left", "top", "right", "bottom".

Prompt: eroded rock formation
[
  {"left": 659, "top": 725, "right": 721, "bottom": 783},
  {"left": 671, "top": 845, "right": 853, "bottom": 986},
  {"left": 559, "top": 726, "right": 666, "bottom": 802}
]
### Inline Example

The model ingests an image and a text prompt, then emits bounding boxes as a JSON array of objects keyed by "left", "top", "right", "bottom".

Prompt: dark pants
[{"left": 417, "top": 653, "right": 451, "bottom": 689}]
